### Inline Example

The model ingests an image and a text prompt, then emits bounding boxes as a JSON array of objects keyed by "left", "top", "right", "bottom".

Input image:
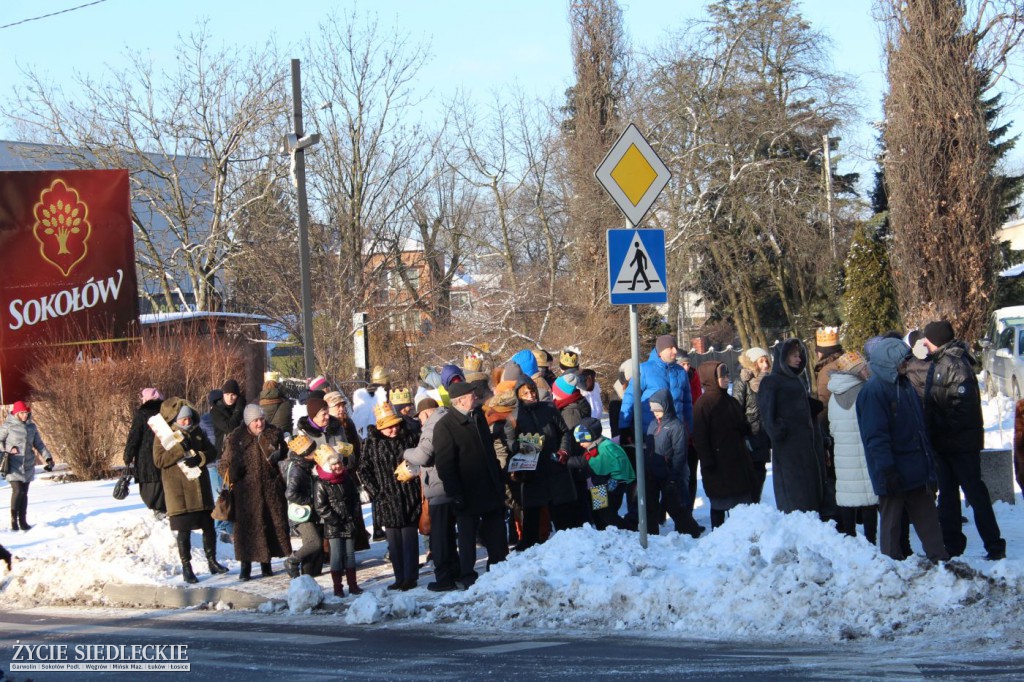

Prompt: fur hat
[
  {"left": 243, "top": 404, "right": 265, "bottom": 426},
  {"left": 221, "top": 379, "right": 240, "bottom": 395},
  {"left": 389, "top": 388, "right": 412, "bottom": 407},
  {"left": 306, "top": 397, "right": 328, "bottom": 420},
  {"left": 374, "top": 402, "right": 403, "bottom": 430}
]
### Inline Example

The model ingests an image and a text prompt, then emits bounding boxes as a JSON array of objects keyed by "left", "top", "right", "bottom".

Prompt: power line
[{"left": 0, "top": 0, "right": 109, "bottom": 30}]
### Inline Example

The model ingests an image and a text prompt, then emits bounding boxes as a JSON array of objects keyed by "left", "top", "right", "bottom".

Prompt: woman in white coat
[
  {"left": 827, "top": 352, "right": 878, "bottom": 544},
  {"left": 1, "top": 401, "right": 54, "bottom": 531}
]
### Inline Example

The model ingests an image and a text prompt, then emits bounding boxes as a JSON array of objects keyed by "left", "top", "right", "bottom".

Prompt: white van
[{"left": 980, "top": 305, "right": 1024, "bottom": 397}]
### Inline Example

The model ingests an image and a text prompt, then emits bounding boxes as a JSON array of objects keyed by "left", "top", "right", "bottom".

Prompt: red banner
[{"left": 0, "top": 170, "right": 139, "bottom": 403}]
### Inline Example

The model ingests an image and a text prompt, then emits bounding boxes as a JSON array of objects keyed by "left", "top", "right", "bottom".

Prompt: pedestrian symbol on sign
[{"left": 627, "top": 241, "right": 652, "bottom": 291}]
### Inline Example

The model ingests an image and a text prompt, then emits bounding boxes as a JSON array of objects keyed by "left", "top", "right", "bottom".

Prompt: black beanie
[
  {"left": 923, "top": 320, "right": 955, "bottom": 348},
  {"left": 222, "top": 379, "right": 241, "bottom": 395}
]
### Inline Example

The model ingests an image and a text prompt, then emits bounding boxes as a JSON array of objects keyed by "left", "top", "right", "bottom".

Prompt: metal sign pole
[{"left": 630, "top": 301, "right": 647, "bottom": 548}]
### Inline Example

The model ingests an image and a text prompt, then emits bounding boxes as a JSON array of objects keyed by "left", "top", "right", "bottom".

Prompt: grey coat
[
  {"left": 0, "top": 414, "right": 52, "bottom": 483},
  {"left": 403, "top": 407, "right": 451, "bottom": 505}
]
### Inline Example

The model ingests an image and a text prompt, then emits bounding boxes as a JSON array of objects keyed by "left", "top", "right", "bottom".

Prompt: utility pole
[{"left": 285, "top": 58, "right": 320, "bottom": 379}]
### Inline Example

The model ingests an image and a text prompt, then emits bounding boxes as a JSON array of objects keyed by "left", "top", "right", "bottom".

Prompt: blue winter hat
[{"left": 440, "top": 364, "right": 465, "bottom": 388}]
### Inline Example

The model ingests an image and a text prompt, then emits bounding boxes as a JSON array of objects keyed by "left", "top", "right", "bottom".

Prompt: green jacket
[{"left": 586, "top": 437, "right": 636, "bottom": 484}]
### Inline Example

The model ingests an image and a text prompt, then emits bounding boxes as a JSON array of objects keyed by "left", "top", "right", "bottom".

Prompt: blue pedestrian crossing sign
[{"left": 607, "top": 229, "right": 667, "bottom": 305}]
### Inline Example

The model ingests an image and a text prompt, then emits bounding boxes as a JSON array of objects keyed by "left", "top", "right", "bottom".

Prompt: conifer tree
[{"left": 842, "top": 217, "right": 902, "bottom": 354}]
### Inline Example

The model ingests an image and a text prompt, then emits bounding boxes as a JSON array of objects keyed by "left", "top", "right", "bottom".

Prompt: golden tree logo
[{"left": 32, "top": 179, "right": 92, "bottom": 277}]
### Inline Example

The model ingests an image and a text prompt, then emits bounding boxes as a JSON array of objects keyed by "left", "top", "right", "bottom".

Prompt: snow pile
[
  {"left": 287, "top": 575, "right": 323, "bottom": 614},
  {"left": 345, "top": 592, "right": 384, "bottom": 624},
  {"left": 431, "top": 505, "right": 1022, "bottom": 642}
]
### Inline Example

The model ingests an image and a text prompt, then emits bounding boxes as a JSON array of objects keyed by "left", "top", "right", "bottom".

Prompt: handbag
[
  {"left": 288, "top": 502, "right": 311, "bottom": 523},
  {"left": 418, "top": 488, "right": 431, "bottom": 536},
  {"left": 112, "top": 468, "right": 133, "bottom": 500},
  {"left": 211, "top": 469, "right": 234, "bottom": 522},
  {"left": 0, "top": 450, "right": 9, "bottom": 478}
]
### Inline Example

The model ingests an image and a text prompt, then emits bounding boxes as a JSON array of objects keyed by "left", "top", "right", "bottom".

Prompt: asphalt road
[{"left": 1, "top": 608, "right": 1022, "bottom": 681}]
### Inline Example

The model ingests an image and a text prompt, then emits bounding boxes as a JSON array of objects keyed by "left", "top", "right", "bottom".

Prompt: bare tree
[
  {"left": 881, "top": 0, "right": 1024, "bottom": 339},
  {"left": 4, "top": 26, "right": 290, "bottom": 312}
]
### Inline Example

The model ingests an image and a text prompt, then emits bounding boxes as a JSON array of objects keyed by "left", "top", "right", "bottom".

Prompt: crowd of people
[{"left": 0, "top": 319, "right": 1011, "bottom": 589}]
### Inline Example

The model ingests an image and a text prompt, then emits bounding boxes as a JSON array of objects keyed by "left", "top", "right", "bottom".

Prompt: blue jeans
[{"left": 207, "top": 465, "right": 234, "bottom": 536}]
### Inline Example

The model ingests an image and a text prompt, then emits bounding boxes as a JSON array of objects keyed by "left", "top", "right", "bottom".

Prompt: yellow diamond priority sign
[{"left": 595, "top": 123, "right": 671, "bottom": 226}]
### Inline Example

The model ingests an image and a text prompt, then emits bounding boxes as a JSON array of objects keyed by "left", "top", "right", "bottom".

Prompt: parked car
[{"left": 980, "top": 305, "right": 1024, "bottom": 398}]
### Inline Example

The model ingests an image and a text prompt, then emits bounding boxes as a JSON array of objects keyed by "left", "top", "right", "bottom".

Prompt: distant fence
[{"left": 688, "top": 347, "right": 743, "bottom": 382}]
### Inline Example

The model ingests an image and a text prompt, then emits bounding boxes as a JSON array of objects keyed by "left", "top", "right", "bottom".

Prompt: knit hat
[
  {"left": 552, "top": 374, "right": 579, "bottom": 402},
  {"left": 221, "top": 379, "right": 240, "bottom": 395},
  {"left": 243, "top": 403, "right": 265, "bottom": 426},
  {"left": 655, "top": 335, "right": 677, "bottom": 354},
  {"left": 374, "top": 402, "right": 403, "bottom": 430},
  {"left": 416, "top": 397, "right": 439, "bottom": 415},
  {"left": 389, "top": 388, "right": 412, "bottom": 407},
  {"left": 924, "top": 320, "right": 955, "bottom": 348},
  {"left": 176, "top": 404, "right": 196, "bottom": 422},
  {"left": 306, "top": 396, "right": 328, "bottom": 420},
  {"left": 447, "top": 381, "right": 476, "bottom": 399},
  {"left": 500, "top": 361, "right": 523, "bottom": 384},
  {"left": 308, "top": 375, "right": 328, "bottom": 392},
  {"left": 744, "top": 347, "right": 769, "bottom": 363},
  {"left": 441, "top": 364, "right": 466, "bottom": 388},
  {"left": 574, "top": 417, "right": 602, "bottom": 444},
  {"left": 559, "top": 347, "right": 580, "bottom": 370},
  {"left": 11, "top": 400, "right": 29, "bottom": 415},
  {"left": 140, "top": 388, "right": 163, "bottom": 403},
  {"left": 324, "top": 391, "right": 345, "bottom": 407}
]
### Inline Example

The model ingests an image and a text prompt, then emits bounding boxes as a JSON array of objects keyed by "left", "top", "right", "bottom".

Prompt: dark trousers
[
  {"left": 879, "top": 487, "right": 949, "bottom": 562},
  {"left": 9, "top": 481, "right": 29, "bottom": 521},
  {"left": 294, "top": 521, "right": 324, "bottom": 576},
  {"left": 837, "top": 505, "right": 878, "bottom": 545},
  {"left": 633, "top": 475, "right": 702, "bottom": 537},
  {"left": 429, "top": 502, "right": 460, "bottom": 586},
  {"left": 384, "top": 526, "right": 419, "bottom": 586},
  {"left": 935, "top": 449, "right": 1005, "bottom": 556},
  {"left": 456, "top": 508, "right": 508, "bottom": 584},
  {"left": 591, "top": 484, "right": 630, "bottom": 530},
  {"left": 751, "top": 462, "right": 768, "bottom": 504}
]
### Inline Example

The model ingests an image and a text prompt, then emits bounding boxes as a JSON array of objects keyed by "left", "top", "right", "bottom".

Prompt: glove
[
  {"left": 182, "top": 454, "right": 203, "bottom": 468},
  {"left": 556, "top": 450, "right": 569, "bottom": 465},
  {"left": 883, "top": 467, "right": 904, "bottom": 495},
  {"left": 43, "top": 459, "right": 55, "bottom": 472},
  {"left": 452, "top": 496, "right": 466, "bottom": 512}
]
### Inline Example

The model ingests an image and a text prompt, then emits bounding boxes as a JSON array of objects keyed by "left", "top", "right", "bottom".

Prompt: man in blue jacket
[
  {"left": 620, "top": 335, "right": 693, "bottom": 442},
  {"left": 856, "top": 338, "right": 949, "bottom": 563}
]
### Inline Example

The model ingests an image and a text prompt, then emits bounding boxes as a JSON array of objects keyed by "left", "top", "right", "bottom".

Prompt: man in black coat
[
  {"left": 922, "top": 320, "right": 1006, "bottom": 560},
  {"left": 433, "top": 381, "right": 509, "bottom": 588}
]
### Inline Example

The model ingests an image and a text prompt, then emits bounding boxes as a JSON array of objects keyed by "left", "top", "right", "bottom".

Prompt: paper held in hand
[
  {"left": 508, "top": 452, "right": 540, "bottom": 473},
  {"left": 147, "top": 414, "right": 202, "bottom": 480}
]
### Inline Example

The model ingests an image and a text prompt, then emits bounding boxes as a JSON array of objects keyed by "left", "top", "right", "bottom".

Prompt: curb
[{"left": 102, "top": 583, "right": 275, "bottom": 610}]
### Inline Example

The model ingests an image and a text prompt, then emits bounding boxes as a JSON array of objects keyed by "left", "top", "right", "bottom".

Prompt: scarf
[
  {"left": 315, "top": 464, "right": 346, "bottom": 484},
  {"left": 554, "top": 389, "right": 583, "bottom": 411}
]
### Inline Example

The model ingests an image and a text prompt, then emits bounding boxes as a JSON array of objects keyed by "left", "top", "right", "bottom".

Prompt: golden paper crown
[
  {"left": 314, "top": 444, "right": 339, "bottom": 469},
  {"left": 374, "top": 402, "right": 403, "bottom": 430},
  {"left": 370, "top": 365, "right": 390, "bottom": 385},
  {"left": 287, "top": 434, "right": 315, "bottom": 455},
  {"left": 389, "top": 388, "right": 412, "bottom": 406},
  {"left": 816, "top": 326, "right": 839, "bottom": 347},
  {"left": 559, "top": 348, "right": 580, "bottom": 368},
  {"left": 464, "top": 354, "right": 483, "bottom": 372},
  {"left": 834, "top": 351, "right": 866, "bottom": 373}
]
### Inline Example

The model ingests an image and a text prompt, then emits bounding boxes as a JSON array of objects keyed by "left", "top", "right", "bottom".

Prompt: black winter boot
[
  {"left": 17, "top": 512, "right": 31, "bottom": 532},
  {"left": 260, "top": 562, "right": 273, "bottom": 578},
  {"left": 175, "top": 532, "right": 199, "bottom": 584},
  {"left": 10, "top": 513, "right": 18, "bottom": 532},
  {"left": 203, "top": 533, "right": 228, "bottom": 575},
  {"left": 238, "top": 562, "right": 252, "bottom": 581}
]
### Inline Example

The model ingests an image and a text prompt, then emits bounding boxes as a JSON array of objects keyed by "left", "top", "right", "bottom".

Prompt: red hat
[{"left": 11, "top": 400, "right": 29, "bottom": 414}]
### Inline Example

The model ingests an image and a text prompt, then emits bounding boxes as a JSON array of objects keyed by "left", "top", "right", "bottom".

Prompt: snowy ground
[{"left": 2, "top": 395, "right": 1023, "bottom": 650}]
